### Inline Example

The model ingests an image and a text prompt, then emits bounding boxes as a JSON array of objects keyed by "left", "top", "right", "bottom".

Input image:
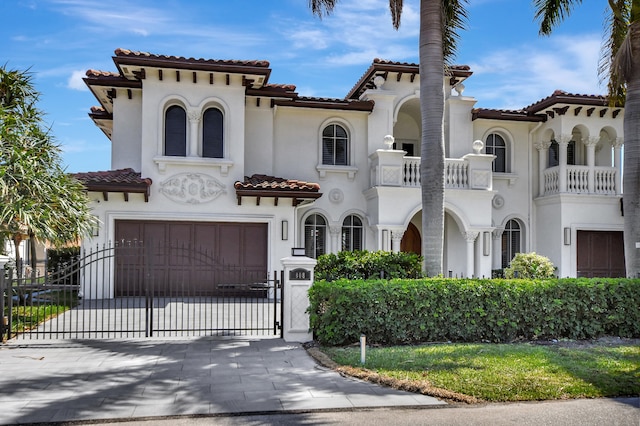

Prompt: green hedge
[
  {"left": 308, "top": 278, "right": 640, "bottom": 346},
  {"left": 314, "top": 250, "right": 423, "bottom": 281}
]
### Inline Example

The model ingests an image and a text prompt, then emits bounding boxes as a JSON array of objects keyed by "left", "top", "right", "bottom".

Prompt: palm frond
[
  {"left": 442, "top": 0, "right": 469, "bottom": 64},
  {"left": 309, "top": 0, "right": 339, "bottom": 18},
  {"left": 534, "top": 0, "right": 583, "bottom": 35},
  {"left": 390, "top": 0, "right": 403, "bottom": 30},
  {"left": 600, "top": 0, "right": 630, "bottom": 105}
]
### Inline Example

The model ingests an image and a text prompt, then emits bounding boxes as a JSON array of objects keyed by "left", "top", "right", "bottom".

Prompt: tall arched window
[
  {"left": 486, "top": 133, "right": 506, "bottom": 173},
  {"left": 202, "top": 107, "right": 223, "bottom": 158},
  {"left": 164, "top": 105, "right": 186, "bottom": 156},
  {"left": 304, "top": 214, "right": 326, "bottom": 258},
  {"left": 341, "top": 215, "right": 363, "bottom": 251},
  {"left": 322, "top": 124, "right": 348, "bottom": 165},
  {"left": 502, "top": 219, "right": 521, "bottom": 268}
]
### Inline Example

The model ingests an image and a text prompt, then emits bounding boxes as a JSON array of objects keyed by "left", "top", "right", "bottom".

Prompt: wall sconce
[
  {"left": 483, "top": 231, "right": 491, "bottom": 256},
  {"left": 92, "top": 216, "right": 100, "bottom": 237},
  {"left": 281, "top": 220, "right": 288, "bottom": 241},
  {"left": 564, "top": 227, "right": 571, "bottom": 245},
  {"left": 291, "top": 247, "right": 306, "bottom": 256}
]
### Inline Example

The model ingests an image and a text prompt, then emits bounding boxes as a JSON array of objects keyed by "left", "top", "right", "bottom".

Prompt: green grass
[
  {"left": 321, "top": 342, "right": 640, "bottom": 401},
  {"left": 5, "top": 290, "right": 78, "bottom": 334}
]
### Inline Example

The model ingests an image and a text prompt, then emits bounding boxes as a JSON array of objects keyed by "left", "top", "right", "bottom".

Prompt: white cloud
[{"left": 67, "top": 70, "right": 87, "bottom": 91}]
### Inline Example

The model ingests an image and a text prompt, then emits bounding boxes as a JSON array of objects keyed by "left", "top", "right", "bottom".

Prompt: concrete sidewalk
[{"left": 0, "top": 337, "right": 444, "bottom": 425}]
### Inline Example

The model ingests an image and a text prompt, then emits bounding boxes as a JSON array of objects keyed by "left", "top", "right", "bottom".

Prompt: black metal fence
[{"left": 1, "top": 241, "right": 282, "bottom": 341}]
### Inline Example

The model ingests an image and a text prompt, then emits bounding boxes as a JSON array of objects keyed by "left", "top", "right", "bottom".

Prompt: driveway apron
[{"left": 0, "top": 337, "right": 445, "bottom": 424}]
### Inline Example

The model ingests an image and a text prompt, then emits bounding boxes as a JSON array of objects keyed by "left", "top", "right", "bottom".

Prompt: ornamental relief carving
[{"left": 159, "top": 173, "right": 226, "bottom": 204}]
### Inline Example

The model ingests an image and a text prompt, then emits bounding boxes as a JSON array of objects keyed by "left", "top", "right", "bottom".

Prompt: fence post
[
  {"left": 0, "top": 271, "right": 5, "bottom": 341},
  {"left": 280, "top": 255, "right": 316, "bottom": 343}
]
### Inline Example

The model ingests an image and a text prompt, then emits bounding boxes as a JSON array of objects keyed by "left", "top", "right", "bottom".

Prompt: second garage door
[{"left": 114, "top": 220, "right": 268, "bottom": 296}]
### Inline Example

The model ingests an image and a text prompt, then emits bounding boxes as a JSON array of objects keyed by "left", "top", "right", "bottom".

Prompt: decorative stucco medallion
[
  {"left": 329, "top": 188, "right": 344, "bottom": 204},
  {"left": 492, "top": 194, "right": 505, "bottom": 209},
  {"left": 159, "top": 173, "right": 226, "bottom": 204}
]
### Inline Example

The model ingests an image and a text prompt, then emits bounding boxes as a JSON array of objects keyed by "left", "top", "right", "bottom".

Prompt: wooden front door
[{"left": 400, "top": 223, "right": 421, "bottom": 255}]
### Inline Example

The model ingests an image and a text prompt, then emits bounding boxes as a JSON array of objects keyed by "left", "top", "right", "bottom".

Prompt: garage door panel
[
  {"left": 577, "top": 231, "right": 625, "bottom": 278},
  {"left": 115, "top": 220, "right": 268, "bottom": 296}
]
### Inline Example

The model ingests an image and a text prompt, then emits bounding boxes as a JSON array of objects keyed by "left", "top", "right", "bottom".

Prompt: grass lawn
[
  {"left": 5, "top": 289, "right": 78, "bottom": 335},
  {"left": 319, "top": 339, "right": 640, "bottom": 402}
]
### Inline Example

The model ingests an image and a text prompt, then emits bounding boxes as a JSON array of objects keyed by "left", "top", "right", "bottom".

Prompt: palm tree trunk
[
  {"left": 419, "top": 0, "right": 445, "bottom": 276},
  {"left": 623, "top": 20, "right": 640, "bottom": 277},
  {"left": 11, "top": 234, "right": 23, "bottom": 279}
]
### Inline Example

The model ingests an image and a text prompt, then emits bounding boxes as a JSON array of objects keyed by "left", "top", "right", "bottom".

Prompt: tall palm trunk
[
  {"left": 420, "top": 0, "right": 445, "bottom": 276},
  {"left": 623, "top": 20, "right": 640, "bottom": 277}
]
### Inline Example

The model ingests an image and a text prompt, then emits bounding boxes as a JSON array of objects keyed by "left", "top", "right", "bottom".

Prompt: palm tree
[
  {"left": 534, "top": 1, "right": 640, "bottom": 277},
  {"left": 0, "top": 66, "right": 96, "bottom": 277},
  {"left": 310, "top": 0, "right": 467, "bottom": 276}
]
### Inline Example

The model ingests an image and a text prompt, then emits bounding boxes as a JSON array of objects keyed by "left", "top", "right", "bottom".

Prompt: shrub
[
  {"left": 308, "top": 277, "right": 640, "bottom": 346},
  {"left": 314, "top": 250, "right": 423, "bottom": 281},
  {"left": 504, "top": 252, "right": 555, "bottom": 279}
]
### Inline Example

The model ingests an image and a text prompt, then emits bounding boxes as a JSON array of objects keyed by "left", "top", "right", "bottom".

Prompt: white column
[
  {"left": 463, "top": 231, "right": 479, "bottom": 278},
  {"left": 492, "top": 229, "right": 504, "bottom": 271},
  {"left": 187, "top": 108, "right": 200, "bottom": 157},
  {"left": 583, "top": 136, "right": 599, "bottom": 193},
  {"left": 391, "top": 229, "right": 405, "bottom": 253},
  {"left": 614, "top": 137, "right": 624, "bottom": 195},
  {"left": 329, "top": 225, "right": 340, "bottom": 254},
  {"left": 535, "top": 140, "right": 551, "bottom": 196},
  {"left": 558, "top": 134, "right": 572, "bottom": 193}
]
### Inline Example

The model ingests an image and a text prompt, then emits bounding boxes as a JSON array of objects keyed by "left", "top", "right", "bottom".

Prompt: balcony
[
  {"left": 543, "top": 166, "right": 619, "bottom": 195},
  {"left": 369, "top": 150, "right": 494, "bottom": 190}
]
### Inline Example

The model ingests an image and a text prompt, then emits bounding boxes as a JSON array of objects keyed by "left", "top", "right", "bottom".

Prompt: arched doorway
[{"left": 400, "top": 222, "right": 421, "bottom": 255}]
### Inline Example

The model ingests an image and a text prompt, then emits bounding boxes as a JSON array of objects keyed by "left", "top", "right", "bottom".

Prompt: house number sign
[{"left": 289, "top": 268, "right": 311, "bottom": 281}]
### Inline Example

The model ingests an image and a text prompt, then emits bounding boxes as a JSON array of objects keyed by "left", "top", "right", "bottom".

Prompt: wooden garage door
[
  {"left": 577, "top": 231, "right": 625, "bottom": 278},
  {"left": 114, "top": 220, "right": 268, "bottom": 296}
]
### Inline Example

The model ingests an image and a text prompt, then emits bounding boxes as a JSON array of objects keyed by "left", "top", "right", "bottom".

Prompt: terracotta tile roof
[
  {"left": 347, "top": 58, "right": 473, "bottom": 99},
  {"left": 234, "top": 174, "right": 320, "bottom": 192},
  {"left": 472, "top": 108, "right": 546, "bottom": 122},
  {"left": 234, "top": 174, "right": 322, "bottom": 206},
  {"left": 524, "top": 90, "right": 609, "bottom": 112},
  {"left": 114, "top": 48, "right": 270, "bottom": 69},
  {"left": 73, "top": 168, "right": 152, "bottom": 201}
]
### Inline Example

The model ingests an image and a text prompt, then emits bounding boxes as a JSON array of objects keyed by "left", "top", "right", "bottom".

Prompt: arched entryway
[{"left": 400, "top": 222, "right": 421, "bottom": 255}]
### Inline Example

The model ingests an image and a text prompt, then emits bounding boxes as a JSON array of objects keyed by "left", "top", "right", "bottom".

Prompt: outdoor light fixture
[
  {"left": 281, "top": 220, "right": 288, "bottom": 240},
  {"left": 564, "top": 227, "right": 571, "bottom": 245},
  {"left": 291, "top": 247, "right": 306, "bottom": 256}
]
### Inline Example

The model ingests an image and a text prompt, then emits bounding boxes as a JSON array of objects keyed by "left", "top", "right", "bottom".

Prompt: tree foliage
[{"left": 0, "top": 66, "right": 96, "bottom": 275}]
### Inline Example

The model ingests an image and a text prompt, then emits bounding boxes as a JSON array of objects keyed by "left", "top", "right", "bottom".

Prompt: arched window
[
  {"left": 164, "top": 105, "right": 186, "bottom": 156},
  {"left": 341, "top": 215, "right": 363, "bottom": 251},
  {"left": 304, "top": 214, "right": 326, "bottom": 258},
  {"left": 486, "top": 133, "right": 506, "bottom": 173},
  {"left": 322, "top": 124, "right": 349, "bottom": 165},
  {"left": 502, "top": 219, "right": 521, "bottom": 268},
  {"left": 202, "top": 107, "right": 223, "bottom": 158}
]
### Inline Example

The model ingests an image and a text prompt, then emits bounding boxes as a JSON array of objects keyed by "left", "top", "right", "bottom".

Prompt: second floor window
[
  {"left": 342, "top": 215, "right": 363, "bottom": 251},
  {"left": 164, "top": 105, "right": 186, "bottom": 156},
  {"left": 203, "top": 108, "right": 224, "bottom": 158},
  {"left": 322, "top": 124, "right": 349, "bottom": 165},
  {"left": 549, "top": 140, "right": 575, "bottom": 167},
  {"left": 486, "top": 133, "right": 506, "bottom": 173}
]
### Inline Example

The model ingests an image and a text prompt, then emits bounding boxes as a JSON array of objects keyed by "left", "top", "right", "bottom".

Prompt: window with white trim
[
  {"left": 322, "top": 124, "right": 349, "bottom": 165},
  {"left": 341, "top": 215, "right": 363, "bottom": 251},
  {"left": 202, "top": 107, "right": 223, "bottom": 158},
  {"left": 502, "top": 219, "right": 521, "bottom": 268},
  {"left": 164, "top": 105, "right": 186, "bottom": 156},
  {"left": 305, "top": 214, "right": 327, "bottom": 258},
  {"left": 486, "top": 133, "right": 507, "bottom": 173}
]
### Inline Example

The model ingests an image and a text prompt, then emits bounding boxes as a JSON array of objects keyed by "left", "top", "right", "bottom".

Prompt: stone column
[
  {"left": 535, "top": 140, "right": 551, "bottom": 196},
  {"left": 281, "top": 255, "right": 317, "bottom": 343},
  {"left": 390, "top": 228, "right": 405, "bottom": 253},
  {"left": 492, "top": 229, "right": 504, "bottom": 271},
  {"left": 463, "top": 231, "right": 479, "bottom": 278},
  {"left": 329, "top": 225, "right": 341, "bottom": 254},
  {"left": 187, "top": 108, "right": 200, "bottom": 157},
  {"left": 583, "top": 136, "right": 599, "bottom": 193},
  {"left": 614, "top": 137, "right": 624, "bottom": 195},
  {"left": 558, "top": 134, "right": 572, "bottom": 193}
]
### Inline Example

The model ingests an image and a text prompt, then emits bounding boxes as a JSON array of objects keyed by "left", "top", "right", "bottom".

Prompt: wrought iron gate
[{"left": 1, "top": 241, "right": 283, "bottom": 341}]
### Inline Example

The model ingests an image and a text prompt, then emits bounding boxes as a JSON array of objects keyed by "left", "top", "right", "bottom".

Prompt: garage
[
  {"left": 114, "top": 220, "right": 268, "bottom": 296},
  {"left": 577, "top": 230, "right": 625, "bottom": 278}
]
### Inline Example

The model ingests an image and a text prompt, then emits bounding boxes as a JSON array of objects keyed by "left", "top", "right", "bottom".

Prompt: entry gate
[{"left": 1, "top": 241, "right": 283, "bottom": 341}]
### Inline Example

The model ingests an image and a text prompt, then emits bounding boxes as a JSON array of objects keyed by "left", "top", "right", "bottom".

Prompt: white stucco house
[{"left": 76, "top": 48, "right": 625, "bottom": 296}]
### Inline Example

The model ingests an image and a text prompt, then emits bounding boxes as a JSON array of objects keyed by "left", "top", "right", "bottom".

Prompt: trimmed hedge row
[
  {"left": 308, "top": 278, "right": 640, "bottom": 346},
  {"left": 315, "top": 250, "right": 423, "bottom": 281}
]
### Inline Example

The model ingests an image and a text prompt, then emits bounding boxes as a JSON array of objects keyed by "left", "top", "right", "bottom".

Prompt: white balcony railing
[
  {"left": 401, "top": 157, "right": 470, "bottom": 188},
  {"left": 543, "top": 165, "right": 617, "bottom": 195}
]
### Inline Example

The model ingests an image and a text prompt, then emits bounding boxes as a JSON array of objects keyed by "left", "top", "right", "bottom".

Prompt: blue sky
[{"left": 2, "top": 0, "right": 609, "bottom": 173}]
